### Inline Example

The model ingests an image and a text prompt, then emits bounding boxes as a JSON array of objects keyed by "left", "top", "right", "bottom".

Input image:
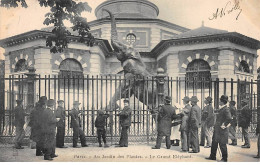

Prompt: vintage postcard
[{"left": 0, "top": 0, "right": 260, "bottom": 162}]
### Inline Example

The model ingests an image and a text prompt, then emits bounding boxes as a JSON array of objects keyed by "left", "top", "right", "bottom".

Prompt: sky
[{"left": 0, "top": 0, "right": 260, "bottom": 63}]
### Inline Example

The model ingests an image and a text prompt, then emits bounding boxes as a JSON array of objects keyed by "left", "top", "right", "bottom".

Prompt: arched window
[
  {"left": 126, "top": 33, "right": 136, "bottom": 45},
  {"left": 59, "top": 58, "right": 83, "bottom": 88},
  {"left": 186, "top": 59, "right": 211, "bottom": 89},
  {"left": 14, "top": 59, "right": 28, "bottom": 72},
  {"left": 239, "top": 60, "right": 250, "bottom": 73}
]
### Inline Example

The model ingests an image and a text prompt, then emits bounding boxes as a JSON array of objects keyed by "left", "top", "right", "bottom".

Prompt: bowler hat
[
  {"left": 182, "top": 96, "right": 190, "bottom": 103},
  {"left": 73, "top": 101, "right": 81, "bottom": 105},
  {"left": 16, "top": 99, "right": 23, "bottom": 103},
  {"left": 205, "top": 96, "right": 212, "bottom": 103},
  {"left": 57, "top": 100, "right": 64, "bottom": 103},
  {"left": 220, "top": 95, "right": 228, "bottom": 103},
  {"left": 164, "top": 96, "right": 172, "bottom": 102},
  {"left": 229, "top": 100, "right": 236, "bottom": 106},
  {"left": 190, "top": 96, "right": 199, "bottom": 102},
  {"left": 39, "top": 96, "right": 47, "bottom": 104},
  {"left": 47, "top": 99, "right": 55, "bottom": 107}
]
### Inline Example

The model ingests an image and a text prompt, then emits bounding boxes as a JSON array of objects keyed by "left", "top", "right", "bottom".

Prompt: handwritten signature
[{"left": 208, "top": 0, "right": 242, "bottom": 20}]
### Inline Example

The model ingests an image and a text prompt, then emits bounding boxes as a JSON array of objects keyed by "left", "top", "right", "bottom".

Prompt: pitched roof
[{"left": 173, "top": 25, "right": 228, "bottom": 39}]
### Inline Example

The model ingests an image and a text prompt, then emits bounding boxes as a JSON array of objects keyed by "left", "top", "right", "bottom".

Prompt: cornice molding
[
  {"left": 151, "top": 32, "right": 260, "bottom": 58},
  {"left": 0, "top": 30, "right": 113, "bottom": 57}
]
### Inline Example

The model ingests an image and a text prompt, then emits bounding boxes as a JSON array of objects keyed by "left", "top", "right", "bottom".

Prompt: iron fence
[{"left": 0, "top": 74, "right": 259, "bottom": 144}]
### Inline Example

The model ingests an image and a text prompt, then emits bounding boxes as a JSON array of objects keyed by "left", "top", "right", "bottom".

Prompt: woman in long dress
[{"left": 170, "top": 103, "right": 181, "bottom": 146}]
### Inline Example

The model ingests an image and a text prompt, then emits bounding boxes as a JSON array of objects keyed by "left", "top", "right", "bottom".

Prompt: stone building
[{"left": 0, "top": 0, "right": 260, "bottom": 106}]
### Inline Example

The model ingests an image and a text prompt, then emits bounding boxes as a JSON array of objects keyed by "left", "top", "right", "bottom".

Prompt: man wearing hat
[
  {"left": 200, "top": 96, "right": 215, "bottom": 148},
  {"left": 206, "top": 95, "right": 232, "bottom": 162},
  {"left": 117, "top": 98, "right": 132, "bottom": 147},
  {"left": 189, "top": 96, "right": 201, "bottom": 153},
  {"left": 69, "top": 101, "right": 88, "bottom": 148},
  {"left": 228, "top": 100, "right": 237, "bottom": 146},
  {"left": 238, "top": 98, "right": 251, "bottom": 148},
  {"left": 29, "top": 96, "right": 47, "bottom": 156},
  {"left": 40, "top": 99, "right": 59, "bottom": 160},
  {"left": 55, "top": 100, "right": 67, "bottom": 148},
  {"left": 179, "top": 96, "right": 191, "bottom": 152},
  {"left": 152, "top": 96, "right": 179, "bottom": 149},
  {"left": 14, "top": 99, "right": 27, "bottom": 149}
]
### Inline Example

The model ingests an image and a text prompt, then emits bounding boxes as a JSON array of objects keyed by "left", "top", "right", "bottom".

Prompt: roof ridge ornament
[{"left": 202, "top": 21, "right": 204, "bottom": 27}]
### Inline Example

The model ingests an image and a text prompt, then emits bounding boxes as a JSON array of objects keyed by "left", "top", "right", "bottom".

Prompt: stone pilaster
[
  {"left": 218, "top": 49, "right": 235, "bottom": 98},
  {"left": 34, "top": 48, "right": 52, "bottom": 76},
  {"left": 166, "top": 52, "right": 179, "bottom": 78},
  {"left": 218, "top": 49, "right": 235, "bottom": 80},
  {"left": 89, "top": 53, "right": 101, "bottom": 76},
  {"left": 4, "top": 54, "right": 11, "bottom": 78}
]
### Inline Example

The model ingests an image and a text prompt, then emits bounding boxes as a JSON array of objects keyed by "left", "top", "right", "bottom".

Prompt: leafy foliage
[
  {"left": 0, "top": 0, "right": 28, "bottom": 8},
  {"left": 0, "top": 0, "right": 94, "bottom": 53}
]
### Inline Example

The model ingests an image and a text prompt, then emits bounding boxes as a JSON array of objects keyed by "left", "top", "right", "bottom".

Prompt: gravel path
[{"left": 0, "top": 139, "right": 259, "bottom": 162}]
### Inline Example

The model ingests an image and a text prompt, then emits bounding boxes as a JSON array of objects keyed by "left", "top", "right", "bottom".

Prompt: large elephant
[{"left": 103, "top": 9, "right": 168, "bottom": 117}]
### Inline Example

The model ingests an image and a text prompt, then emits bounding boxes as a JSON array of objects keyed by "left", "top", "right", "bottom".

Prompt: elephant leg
[{"left": 105, "top": 80, "right": 133, "bottom": 111}]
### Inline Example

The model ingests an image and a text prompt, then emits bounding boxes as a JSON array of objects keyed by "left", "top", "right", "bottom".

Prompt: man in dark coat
[
  {"left": 55, "top": 100, "right": 67, "bottom": 148},
  {"left": 28, "top": 96, "right": 47, "bottom": 156},
  {"left": 41, "top": 99, "right": 59, "bottom": 160},
  {"left": 200, "top": 96, "right": 215, "bottom": 148},
  {"left": 95, "top": 110, "right": 110, "bottom": 147},
  {"left": 189, "top": 96, "right": 201, "bottom": 153},
  {"left": 228, "top": 101, "right": 237, "bottom": 146},
  {"left": 206, "top": 95, "right": 232, "bottom": 162},
  {"left": 69, "top": 101, "right": 88, "bottom": 148},
  {"left": 179, "top": 96, "right": 191, "bottom": 152},
  {"left": 14, "top": 99, "right": 27, "bottom": 149},
  {"left": 238, "top": 99, "right": 251, "bottom": 148},
  {"left": 117, "top": 99, "right": 132, "bottom": 147},
  {"left": 152, "top": 96, "right": 179, "bottom": 149},
  {"left": 254, "top": 119, "right": 260, "bottom": 158}
]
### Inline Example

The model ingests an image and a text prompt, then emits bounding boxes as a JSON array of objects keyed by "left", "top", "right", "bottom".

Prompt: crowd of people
[
  {"left": 12, "top": 94, "right": 260, "bottom": 161},
  {"left": 13, "top": 96, "right": 133, "bottom": 160},
  {"left": 152, "top": 95, "right": 257, "bottom": 162}
]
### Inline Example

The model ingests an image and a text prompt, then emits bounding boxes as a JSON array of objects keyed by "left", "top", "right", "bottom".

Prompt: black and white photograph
[{"left": 0, "top": 0, "right": 260, "bottom": 162}]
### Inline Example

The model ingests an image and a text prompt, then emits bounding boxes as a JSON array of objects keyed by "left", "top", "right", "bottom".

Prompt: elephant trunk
[{"left": 102, "top": 9, "right": 119, "bottom": 51}]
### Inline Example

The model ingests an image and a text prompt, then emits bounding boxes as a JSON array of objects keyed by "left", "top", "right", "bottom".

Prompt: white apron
[{"left": 170, "top": 108, "right": 181, "bottom": 140}]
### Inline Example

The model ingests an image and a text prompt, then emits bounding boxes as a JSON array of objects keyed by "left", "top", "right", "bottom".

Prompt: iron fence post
[
  {"left": 156, "top": 68, "right": 166, "bottom": 107},
  {"left": 0, "top": 75, "right": 4, "bottom": 135},
  {"left": 155, "top": 68, "right": 166, "bottom": 142}
]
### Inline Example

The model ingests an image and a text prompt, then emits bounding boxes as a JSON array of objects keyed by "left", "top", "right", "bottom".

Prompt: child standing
[{"left": 95, "top": 110, "right": 110, "bottom": 147}]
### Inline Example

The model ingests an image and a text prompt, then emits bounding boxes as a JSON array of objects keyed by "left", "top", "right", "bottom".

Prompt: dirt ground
[{"left": 0, "top": 138, "right": 259, "bottom": 162}]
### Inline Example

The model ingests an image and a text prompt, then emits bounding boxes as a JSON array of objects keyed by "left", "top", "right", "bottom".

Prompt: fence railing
[{"left": 0, "top": 74, "right": 259, "bottom": 143}]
